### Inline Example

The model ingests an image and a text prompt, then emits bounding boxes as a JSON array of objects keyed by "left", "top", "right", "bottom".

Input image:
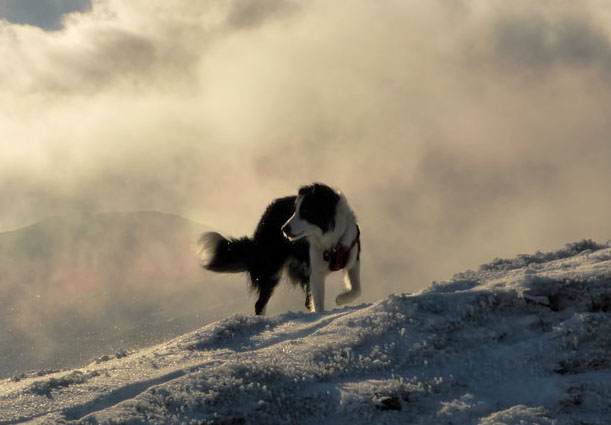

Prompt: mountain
[
  {"left": 1, "top": 240, "right": 609, "bottom": 424},
  {"left": 0, "top": 212, "right": 246, "bottom": 379}
]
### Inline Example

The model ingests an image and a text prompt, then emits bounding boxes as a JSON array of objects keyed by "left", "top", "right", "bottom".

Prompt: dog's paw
[
  {"left": 336, "top": 288, "right": 361, "bottom": 306},
  {"left": 336, "top": 292, "right": 353, "bottom": 306}
]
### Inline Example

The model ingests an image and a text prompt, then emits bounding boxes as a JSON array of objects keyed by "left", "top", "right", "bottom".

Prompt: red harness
[{"left": 324, "top": 229, "right": 360, "bottom": 271}]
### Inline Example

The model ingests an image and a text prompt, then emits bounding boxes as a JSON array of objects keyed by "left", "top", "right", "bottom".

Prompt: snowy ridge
[{"left": 1, "top": 241, "right": 611, "bottom": 424}]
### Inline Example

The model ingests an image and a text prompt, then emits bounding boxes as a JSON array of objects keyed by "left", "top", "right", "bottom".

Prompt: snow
[{"left": 1, "top": 240, "right": 610, "bottom": 424}]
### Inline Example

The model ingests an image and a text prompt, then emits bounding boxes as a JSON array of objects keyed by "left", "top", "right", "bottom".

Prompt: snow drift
[{"left": 1, "top": 240, "right": 610, "bottom": 424}]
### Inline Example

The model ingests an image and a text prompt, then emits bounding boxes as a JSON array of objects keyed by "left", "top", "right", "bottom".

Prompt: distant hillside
[
  {"left": 0, "top": 212, "right": 245, "bottom": 378},
  {"left": 1, "top": 240, "right": 610, "bottom": 424}
]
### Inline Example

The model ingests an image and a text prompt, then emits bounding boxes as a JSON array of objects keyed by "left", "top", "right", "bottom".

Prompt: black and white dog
[{"left": 198, "top": 183, "right": 361, "bottom": 315}]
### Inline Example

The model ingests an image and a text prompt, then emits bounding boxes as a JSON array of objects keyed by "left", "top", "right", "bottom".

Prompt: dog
[{"left": 197, "top": 183, "right": 361, "bottom": 315}]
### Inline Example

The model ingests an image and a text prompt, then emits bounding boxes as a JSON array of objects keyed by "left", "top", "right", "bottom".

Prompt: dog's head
[{"left": 282, "top": 183, "right": 340, "bottom": 241}]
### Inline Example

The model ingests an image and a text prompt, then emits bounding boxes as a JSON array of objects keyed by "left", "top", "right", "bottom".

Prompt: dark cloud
[
  {"left": 494, "top": 12, "right": 611, "bottom": 71},
  {"left": 225, "top": 0, "right": 300, "bottom": 30},
  {"left": 0, "top": 24, "right": 203, "bottom": 94}
]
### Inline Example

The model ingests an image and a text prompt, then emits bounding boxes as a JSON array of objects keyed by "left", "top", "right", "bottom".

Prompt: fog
[{"left": 1, "top": 0, "right": 611, "bottom": 372}]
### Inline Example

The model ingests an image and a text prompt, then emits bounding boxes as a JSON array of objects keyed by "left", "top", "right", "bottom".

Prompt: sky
[
  {"left": 0, "top": 0, "right": 91, "bottom": 30},
  {"left": 1, "top": 0, "right": 611, "bottom": 303}
]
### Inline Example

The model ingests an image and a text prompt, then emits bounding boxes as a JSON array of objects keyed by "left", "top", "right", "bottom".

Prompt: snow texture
[{"left": 1, "top": 240, "right": 611, "bottom": 424}]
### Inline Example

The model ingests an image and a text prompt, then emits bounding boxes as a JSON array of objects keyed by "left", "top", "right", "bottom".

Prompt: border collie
[{"left": 197, "top": 183, "right": 361, "bottom": 315}]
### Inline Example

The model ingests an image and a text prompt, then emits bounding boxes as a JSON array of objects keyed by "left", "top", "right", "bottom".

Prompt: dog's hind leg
[
  {"left": 304, "top": 286, "right": 314, "bottom": 312},
  {"left": 253, "top": 276, "right": 279, "bottom": 316},
  {"left": 255, "top": 292, "right": 271, "bottom": 315}
]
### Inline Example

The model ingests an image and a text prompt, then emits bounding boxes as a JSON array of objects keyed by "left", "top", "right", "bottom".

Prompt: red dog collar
[{"left": 324, "top": 227, "right": 360, "bottom": 271}]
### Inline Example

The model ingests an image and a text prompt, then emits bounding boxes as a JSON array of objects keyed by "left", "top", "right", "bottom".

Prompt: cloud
[{"left": 1, "top": 0, "right": 611, "bottom": 308}]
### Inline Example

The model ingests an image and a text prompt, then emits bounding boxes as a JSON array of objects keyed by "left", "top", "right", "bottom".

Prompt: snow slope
[{"left": 1, "top": 240, "right": 610, "bottom": 424}]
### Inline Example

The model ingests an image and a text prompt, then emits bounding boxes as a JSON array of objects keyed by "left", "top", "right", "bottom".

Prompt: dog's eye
[{"left": 300, "top": 205, "right": 310, "bottom": 216}]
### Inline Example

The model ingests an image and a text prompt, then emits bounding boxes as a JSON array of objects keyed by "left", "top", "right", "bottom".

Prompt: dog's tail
[{"left": 197, "top": 232, "right": 254, "bottom": 273}]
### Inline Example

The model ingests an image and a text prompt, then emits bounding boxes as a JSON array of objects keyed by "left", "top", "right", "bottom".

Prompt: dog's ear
[{"left": 317, "top": 186, "right": 339, "bottom": 233}]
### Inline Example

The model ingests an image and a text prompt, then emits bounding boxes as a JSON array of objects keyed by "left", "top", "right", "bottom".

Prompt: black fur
[
  {"left": 298, "top": 183, "right": 340, "bottom": 234},
  {"left": 203, "top": 196, "right": 311, "bottom": 315},
  {"left": 205, "top": 236, "right": 254, "bottom": 273},
  {"left": 201, "top": 183, "right": 343, "bottom": 315}
]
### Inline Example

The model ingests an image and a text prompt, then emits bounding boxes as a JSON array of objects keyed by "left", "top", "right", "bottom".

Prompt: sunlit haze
[{"left": 1, "top": 0, "right": 611, "bottom": 374}]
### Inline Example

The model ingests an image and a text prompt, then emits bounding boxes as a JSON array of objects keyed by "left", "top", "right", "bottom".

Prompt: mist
[{"left": 1, "top": 0, "right": 611, "bottom": 373}]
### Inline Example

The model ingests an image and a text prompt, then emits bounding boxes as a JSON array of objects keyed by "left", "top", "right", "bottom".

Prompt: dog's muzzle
[
  {"left": 282, "top": 223, "right": 302, "bottom": 240},
  {"left": 282, "top": 223, "right": 294, "bottom": 239}
]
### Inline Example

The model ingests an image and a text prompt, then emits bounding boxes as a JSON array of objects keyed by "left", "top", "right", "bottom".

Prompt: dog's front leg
[
  {"left": 336, "top": 260, "right": 361, "bottom": 306},
  {"left": 309, "top": 270, "right": 326, "bottom": 312},
  {"left": 309, "top": 249, "right": 327, "bottom": 312}
]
